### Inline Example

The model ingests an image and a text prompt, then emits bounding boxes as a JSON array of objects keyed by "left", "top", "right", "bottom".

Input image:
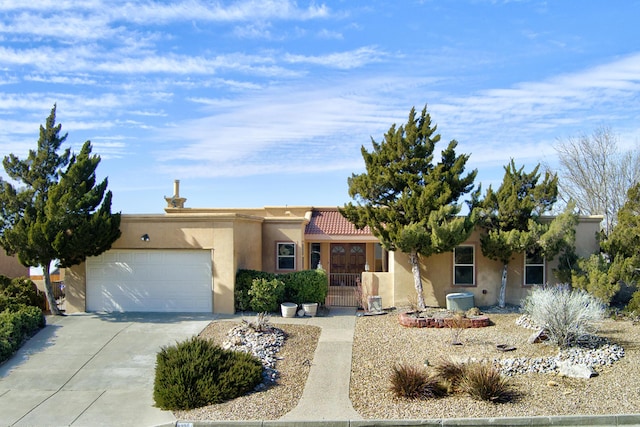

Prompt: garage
[{"left": 86, "top": 249, "right": 213, "bottom": 312}]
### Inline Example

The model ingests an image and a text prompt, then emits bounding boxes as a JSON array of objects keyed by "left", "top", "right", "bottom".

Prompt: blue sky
[{"left": 1, "top": 0, "right": 639, "bottom": 214}]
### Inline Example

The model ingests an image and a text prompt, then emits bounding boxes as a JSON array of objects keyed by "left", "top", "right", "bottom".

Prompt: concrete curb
[{"left": 168, "top": 414, "right": 640, "bottom": 426}]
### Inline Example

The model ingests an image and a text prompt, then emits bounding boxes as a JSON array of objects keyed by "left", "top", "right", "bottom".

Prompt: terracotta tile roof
[{"left": 305, "top": 209, "right": 373, "bottom": 236}]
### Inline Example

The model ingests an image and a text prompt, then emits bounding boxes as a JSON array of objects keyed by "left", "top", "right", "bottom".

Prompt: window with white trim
[
  {"left": 453, "top": 245, "right": 475, "bottom": 285},
  {"left": 524, "top": 249, "right": 545, "bottom": 286},
  {"left": 277, "top": 242, "right": 296, "bottom": 270}
]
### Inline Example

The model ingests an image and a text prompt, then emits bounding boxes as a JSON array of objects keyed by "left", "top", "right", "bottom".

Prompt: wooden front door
[
  {"left": 328, "top": 243, "right": 367, "bottom": 306},
  {"left": 330, "top": 243, "right": 366, "bottom": 274}
]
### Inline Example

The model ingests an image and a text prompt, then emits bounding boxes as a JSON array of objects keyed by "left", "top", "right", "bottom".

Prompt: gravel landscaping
[
  {"left": 173, "top": 321, "right": 321, "bottom": 421},
  {"left": 351, "top": 310, "right": 640, "bottom": 419},
  {"left": 173, "top": 310, "right": 640, "bottom": 421}
]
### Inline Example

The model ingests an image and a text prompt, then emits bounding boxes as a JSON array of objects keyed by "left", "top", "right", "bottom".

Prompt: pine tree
[
  {"left": 0, "top": 105, "right": 121, "bottom": 315},
  {"left": 341, "top": 105, "right": 477, "bottom": 310},
  {"left": 477, "top": 160, "right": 575, "bottom": 307}
]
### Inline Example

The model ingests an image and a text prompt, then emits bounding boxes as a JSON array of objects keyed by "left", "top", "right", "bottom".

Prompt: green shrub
[
  {"left": 626, "top": 289, "right": 640, "bottom": 315},
  {"left": 235, "top": 270, "right": 275, "bottom": 312},
  {"left": 389, "top": 363, "right": 446, "bottom": 399},
  {"left": 0, "top": 275, "right": 45, "bottom": 312},
  {"left": 0, "top": 305, "right": 46, "bottom": 363},
  {"left": 521, "top": 285, "right": 605, "bottom": 348},
  {"left": 235, "top": 269, "right": 328, "bottom": 311},
  {"left": 248, "top": 278, "right": 285, "bottom": 312},
  {"left": 571, "top": 254, "right": 620, "bottom": 304},
  {"left": 458, "top": 361, "right": 514, "bottom": 403},
  {"left": 153, "top": 336, "right": 263, "bottom": 410},
  {"left": 281, "top": 269, "right": 328, "bottom": 304}
]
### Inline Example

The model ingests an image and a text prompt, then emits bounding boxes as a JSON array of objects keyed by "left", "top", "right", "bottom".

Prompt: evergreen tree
[
  {"left": 0, "top": 105, "right": 121, "bottom": 315},
  {"left": 477, "top": 160, "right": 575, "bottom": 307},
  {"left": 575, "top": 182, "right": 640, "bottom": 308},
  {"left": 341, "top": 105, "right": 477, "bottom": 310}
]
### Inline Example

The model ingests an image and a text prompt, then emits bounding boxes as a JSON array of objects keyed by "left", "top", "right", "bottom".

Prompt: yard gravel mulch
[
  {"left": 173, "top": 311, "right": 640, "bottom": 422},
  {"left": 351, "top": 311, "right": 640, "bottom": 420},
  {"left": 173, "top": 321, "right": 321, "bottom": 421}
]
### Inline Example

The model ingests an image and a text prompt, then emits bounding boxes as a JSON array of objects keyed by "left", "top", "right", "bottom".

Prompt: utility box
[{"left": 446, "top": 292, "right": 474, "bottom": 311}]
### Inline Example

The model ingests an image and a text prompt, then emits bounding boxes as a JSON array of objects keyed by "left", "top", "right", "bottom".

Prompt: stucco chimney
[
  {"left": 164, "top": 179, "right": 187, "bottom": 209},
  {"left": 173, "top": 180, "right": 180, "bottom": 198}
]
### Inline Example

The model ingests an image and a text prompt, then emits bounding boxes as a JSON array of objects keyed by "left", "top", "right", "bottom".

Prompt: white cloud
[
  {"left": 0, "top": 0, "right": 332, "bottom": 26},
  {"left": 284, "top": 46, "right": 386, "bottom": 69}
]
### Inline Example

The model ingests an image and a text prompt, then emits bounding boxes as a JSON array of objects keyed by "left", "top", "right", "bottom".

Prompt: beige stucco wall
[
  {"left": 262, "top": 218, "right": 307, "bottom": 273},
  {"left": 64, "top": 205, "right": 603, "bottom": 315},
  {"left": 66, "top": 212, "right": 266, "bottom": 315},
  {"left": 0, "top": 251, "right": 28, "bottom": 278},
  {"left": 388, "top": 216, "right": 603, "bottom": 309}
]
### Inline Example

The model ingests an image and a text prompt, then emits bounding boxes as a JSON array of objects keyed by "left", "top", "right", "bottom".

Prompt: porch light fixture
[
  {"left": 364, "top": 262, "right": 370, "bottom": 272},
  {"left": 141, "top": 234, "right": 150, "bottom": 242}
]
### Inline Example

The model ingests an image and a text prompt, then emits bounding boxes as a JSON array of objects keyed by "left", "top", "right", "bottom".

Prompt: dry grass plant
[
  {"left": 432, "top": 357, "right": 466, "bottom": 393},
  {"left": 389, "top": 363, "right": 447, "bottom": 399},
  {"left": 458, "top": 361, "right": 516, "bottom": 403}
]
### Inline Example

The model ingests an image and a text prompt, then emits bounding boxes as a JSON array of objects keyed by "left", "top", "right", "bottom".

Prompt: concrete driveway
[{"left": 0, "top": 312, "right": 213, "bottom": 427}]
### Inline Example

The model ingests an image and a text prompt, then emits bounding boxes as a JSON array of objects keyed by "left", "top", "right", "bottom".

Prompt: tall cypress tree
[
  {"left": 341, "top": 105, "right": 477, "bottom": 310},
  {"left": 0, "top": 105, "right": 121, "bottom": 315},
  {"left": 478, "top": 160, "right": 575, "bottom": 307}
]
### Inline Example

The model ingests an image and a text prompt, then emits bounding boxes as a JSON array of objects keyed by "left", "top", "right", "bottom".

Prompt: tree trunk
[
  {"left": 498, "top": 263, "right": 508, "bottom": 308},
  {"left": 409, "top": 251, "right": 426, "bottom": 310},
  {"left": 43, "top": 262, "right": 63, "bottom": 316}
]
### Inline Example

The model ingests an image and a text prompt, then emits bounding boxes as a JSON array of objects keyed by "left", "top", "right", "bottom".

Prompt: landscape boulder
[{"left": 557, "top": 360, "right": 598, "bottom": 379}]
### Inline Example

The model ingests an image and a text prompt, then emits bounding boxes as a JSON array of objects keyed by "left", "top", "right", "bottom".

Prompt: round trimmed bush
[
  {"left": 248, "top": 277, "right": 285, "bottom": 312},
  {"left": 153, "top": 337, "right": 263, "bottom": 410}
]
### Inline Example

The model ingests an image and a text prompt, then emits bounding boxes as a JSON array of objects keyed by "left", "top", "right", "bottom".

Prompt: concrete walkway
[{"left": 274, "top": 307, "right": 362, "bottom": 421}]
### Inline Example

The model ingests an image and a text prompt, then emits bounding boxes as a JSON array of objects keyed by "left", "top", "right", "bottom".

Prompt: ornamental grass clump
[
  {"left": 153, "top": 337, "right": 263, "bottom": 410},
  {"left": 521, "top": 285, "right": 605, "bottom": 348},
  {"left": 432, "top": 358, "right": 466, "bottom": 393},
  {"left": 458, "top": 361, "right": 515, "bottom": 403},
  {"left": 389, "top": 363, "right": 447, "bottom": 399}
]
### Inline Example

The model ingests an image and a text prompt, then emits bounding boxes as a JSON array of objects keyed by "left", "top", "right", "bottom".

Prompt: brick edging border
[{"left": 398, "top": 311, "right": 491, "bottom": 328}]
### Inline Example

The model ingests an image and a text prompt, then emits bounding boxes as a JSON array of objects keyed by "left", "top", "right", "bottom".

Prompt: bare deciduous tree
[{"left": 552, "top": 126, "right": 640, "bottom": 235}]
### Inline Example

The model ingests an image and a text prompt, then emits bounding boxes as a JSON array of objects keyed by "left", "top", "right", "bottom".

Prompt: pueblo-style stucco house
[{"left": 64, "top": 181, "right": 602, "bottom": 314}]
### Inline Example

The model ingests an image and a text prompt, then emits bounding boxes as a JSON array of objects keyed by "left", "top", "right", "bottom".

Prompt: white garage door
[{"left": 86, "top": 250, "right": 212, "bottom": 312}]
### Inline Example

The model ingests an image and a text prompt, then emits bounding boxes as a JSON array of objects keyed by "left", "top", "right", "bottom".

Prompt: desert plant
[
  {"left": 447, "top": 312, "right": 466, "bottom": 345},
  {"left": 521, "top": 285, "right": 605, "bottom": 347},
  {"left": 458, "top": 361, "right": 514, "bottom": 403},
  {"left": 354, "top": 279, "right": 368, "bottom": 310},
  {"left": 153, "top": 337, "right": 263, "bottom": 410},
  {"left": 405, "top": 290, "right": 421, "bottom": 313},
  {"left": 242, "top": 312, "right": 272, "bottom": 332},
  {"left": 432, "top": 358, "right": 466, "bottom": 392},
  {"left": 248, "top": 278, "right": 285, "bottom": 313},
  {"left": 389, "top": 363, "right": 446, "bottom": 399}
]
